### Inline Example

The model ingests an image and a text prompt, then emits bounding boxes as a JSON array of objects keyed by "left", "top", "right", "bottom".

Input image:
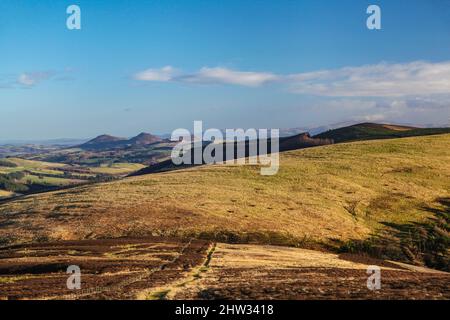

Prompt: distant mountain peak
[
  {"left": 85, "top": 134, "right": 126, "bottom": 144},
  {"left": 129, "top": 132, "right": 162, "bottom": 145},
  {"left": 78, "top": 134, "right": 127, "bottom": 150}
]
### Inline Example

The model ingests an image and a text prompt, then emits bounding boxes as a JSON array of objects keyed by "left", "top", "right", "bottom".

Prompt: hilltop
[
  {"left": 128, "top": 132, "right": 162, "bottom": 146},
  {"left": 14, "top": 132, "right": 172, "bottom": 166},
  {"left": 79, "top": 133, "right": 163, "bottom": 150},
  {"left": 314, "top": 122, "right": 450, "bottom": 143}
]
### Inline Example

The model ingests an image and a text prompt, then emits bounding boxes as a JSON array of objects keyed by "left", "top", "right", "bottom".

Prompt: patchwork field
[
  {"left": 0, "top": 158, "right": 65, "bottom": 175},
  {"left": 0, "top": 158, "right": 146, "bottom": 200},
  {"left": 0, "top": 158, "right": 144, "bottom": 178}
]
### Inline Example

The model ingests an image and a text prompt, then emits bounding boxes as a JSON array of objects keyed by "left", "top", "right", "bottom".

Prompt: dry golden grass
[
  {"left": 171, "top": 243, "right": 450, "bottom": 300},
  {"left": 210, "top": 243, "right": 373, "bottom": 270},
  {"left": 1, "top": 134, "right": 449, "bottom": 246},
  {"left": 0, "top": 190, "right": 13, "bottom": 198}
]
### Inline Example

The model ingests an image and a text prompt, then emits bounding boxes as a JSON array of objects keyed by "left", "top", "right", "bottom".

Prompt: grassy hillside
[
  {"left": 131, "top": 134, "right": 332, "bottom": 176},
  {"left": 314, "top": 123, "right": 450, "bottom": 143},
  {"left": 1, "top": 134, "right": 449, "bottom": 252}
]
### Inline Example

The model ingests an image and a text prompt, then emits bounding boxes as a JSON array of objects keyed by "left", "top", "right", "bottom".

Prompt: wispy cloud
[
  {"left": 133, "top": 61, "right": 450, "bottom": 97},
  {"left": 17, "top": 72, "right": 54, "bottom": 87},
  {"left": 133, "top": 66, "right": 278, "bottom": 87},
  {"left": 133, "top": 66, "right": 178, "bottom": 82},
  {"left": 180, "top": 67, "right": 278, "bottom": 87},
  {"left": 288, "top": 61, "right": 450, "bottom": 97},
  {"left": 0, "top": 69, "right": 74, "bottom": 89},
  {"left": 317, "top": 95, "right": 450, "bottom": 127}
]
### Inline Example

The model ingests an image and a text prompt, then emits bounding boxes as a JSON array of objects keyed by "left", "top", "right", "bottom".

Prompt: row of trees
[
  {"left": 0, "top": 159, "right": 18, "bottom": 168},
  {"left": 0, "top": 172, "right": 28, "bottom": 192}
]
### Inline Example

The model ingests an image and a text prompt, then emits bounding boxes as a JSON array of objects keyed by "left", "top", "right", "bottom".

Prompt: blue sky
[{"left": 1, "top": 0, "right": 450, "bottom": 139}]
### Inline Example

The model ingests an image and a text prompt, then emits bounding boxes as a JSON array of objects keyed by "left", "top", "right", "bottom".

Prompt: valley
[{"left": 0, "top": 132, "right": 174, "bottom": 200}]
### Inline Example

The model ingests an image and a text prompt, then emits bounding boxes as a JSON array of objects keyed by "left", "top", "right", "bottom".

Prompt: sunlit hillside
[{"left": 1, "top": 134, "right": 449, "bottom": 250}]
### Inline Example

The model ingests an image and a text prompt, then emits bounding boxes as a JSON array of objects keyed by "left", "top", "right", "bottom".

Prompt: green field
[
  {"left": 0, "top": 158, "right": 146, "bottom": 199},
  {"left": 4, "top": 158, "right": 66, "bottom": 169},
  {"left": 0, "top": 158, "right": 67, "bottom": 174},
  {"left": 0, "top": 158, "right": 82, "bottom": 194},
  {"left": 88, "top": 162, "right": 146, "bottom": 175},
  {"left": 20, "top": 174, "right": 82, "bottom": 186}
]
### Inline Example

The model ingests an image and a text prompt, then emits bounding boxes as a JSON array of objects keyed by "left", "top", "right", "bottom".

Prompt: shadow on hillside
[
  {"left": 332, "top": 197, "right": 450, "bottom": 272},
  {"left": 129, "top": 134, "right": 332, "bottom": 176}
]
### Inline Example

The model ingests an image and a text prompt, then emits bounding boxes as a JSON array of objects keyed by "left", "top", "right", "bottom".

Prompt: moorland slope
[
  {"left": 1, "top": 134, "right": 449, "bottom": 251},
  {"left": 314, "top": 122, "right": 450, "bottom": 143}
]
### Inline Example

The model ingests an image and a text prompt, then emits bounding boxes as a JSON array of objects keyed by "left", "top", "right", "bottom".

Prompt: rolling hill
[
  {"left": 314, "top": 122, "right": 450, "bottom": 143},
  {"left": 1, "top": 134, "right": 449, "bottom": 266},
  {"left": 128, "top": 132, "right": 163, "bottom": 146},
  {"left": 79, "top": 134, "right": 127, "bottom": 150},
  {"left": 79, "top": 133, "right": 163, "bottom": 151},
  {"left": 20, "top": 132, "right": 172, "bottom": 166},
  {"left": 130, "top": 123, "right": 450, "bottom": 176},
  {"left": 130, "top": 133, "right": 332, "bottom": 175}
]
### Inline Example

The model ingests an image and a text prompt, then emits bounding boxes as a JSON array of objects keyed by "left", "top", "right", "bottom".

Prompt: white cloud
[
  {"left": 287, "top": 61, "right": 450, "bottom": 97},
  {"left": 134, "top": 61, "right": 450, "bottom": 97},
  {"left": 133, "top": 66, "right": 278, "bottom": 87},
  {"left": 133, "top": 66, "right": 177, "bottom": 82},
  {"left": 347, "top": 97, "right": 450, "bottom": 126},
  {"left": 356, "top": 114, "right": 387, "bottom": 122},
  {"left": 181, "top": 67, "right": 278, "bottom": 87},
  {"left": 0, "top": 70, "right": 73, "bottom": 89},
  {"left": 17, "top": 72, "right": 53, "bottom": 87}
]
